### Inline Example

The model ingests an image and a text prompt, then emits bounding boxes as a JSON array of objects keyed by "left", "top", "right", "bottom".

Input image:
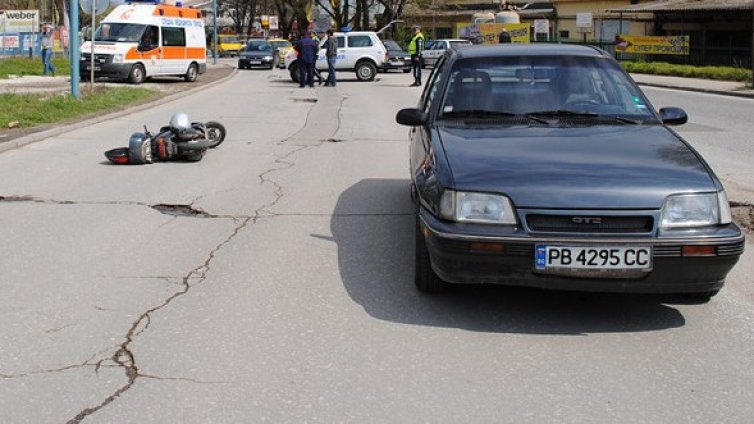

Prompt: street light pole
[
  {"left": 71, "top": 0, "right": 80, "bottom": 99},
  {"left": 213, "top": 0, "right": 218, "bottom": 65}
]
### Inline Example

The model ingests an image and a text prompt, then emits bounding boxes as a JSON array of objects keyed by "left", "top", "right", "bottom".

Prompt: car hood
[{"left": 437, "top": 125, "right": 715, "bottom": 209}]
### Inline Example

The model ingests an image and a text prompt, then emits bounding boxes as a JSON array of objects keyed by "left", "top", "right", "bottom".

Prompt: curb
[
  {"left": 0, "top": 65, "right": 238, "bottom": 155},
  {"left": 635, "top": 82, "right": 754, "bottom": 99}
]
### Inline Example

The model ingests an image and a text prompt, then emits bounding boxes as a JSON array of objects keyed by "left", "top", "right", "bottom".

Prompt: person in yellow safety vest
[{"left": 408, "top": 25, "right": 425, "bottom": 87}]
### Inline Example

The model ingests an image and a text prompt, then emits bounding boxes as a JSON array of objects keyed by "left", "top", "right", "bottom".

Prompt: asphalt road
[{"left": 0, "top": 69, "right": 753, "bottom": 423}]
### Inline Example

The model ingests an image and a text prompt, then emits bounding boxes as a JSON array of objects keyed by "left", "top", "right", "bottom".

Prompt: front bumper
[
  {"left": 80, "top": 61, "right": 132, "bottom": 79},
  {"left": 419, "top": 208, "right": 745, "bottom": 294},
  {"left": 239, "top": 57, "right": 275, "bottom": 68}
]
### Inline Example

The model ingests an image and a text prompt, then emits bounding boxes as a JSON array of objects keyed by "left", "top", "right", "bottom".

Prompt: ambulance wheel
[
  {"left": 128, "top": 64, "right": 146, "bottom": 84},
  {"left": 184, "top": 63, "right": 198, "bottom": 82}
]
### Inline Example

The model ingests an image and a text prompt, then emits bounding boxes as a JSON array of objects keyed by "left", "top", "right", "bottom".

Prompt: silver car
[{"left": 422, "top": 38, "right": 472, "bottom": 68}]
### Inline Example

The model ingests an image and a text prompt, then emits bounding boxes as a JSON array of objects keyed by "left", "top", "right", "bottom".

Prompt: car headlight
[
  {"left": 439, "top": 190, "right": 517, "bottom": 224},
  {"left": 660, "top": 192, "right": 732, "bottom": 229},
  {"left": 113, "top": 53, "right": 124, "bottom": 63},
  {"left": 264, "top": 55, "right": 273, "bottom": 61}
]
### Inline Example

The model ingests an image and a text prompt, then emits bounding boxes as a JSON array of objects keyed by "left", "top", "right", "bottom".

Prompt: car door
[
  {"left": 341, "top": 34, "right": 374, "bottom": 70},
  {"left": 316, "top": 35, "right": 344, "bottom": 71},
  {"left": 138, "top": 25, "right": 162, "bottom": 75},
  {"left": 160, "top": 26, "right": 187, "bottom": 74},
  {"left": 411, "top": 56, "right": 448, "bottom": 181},
  {"left": 423, "top": 40, "right": 446, "bottom": 68}
]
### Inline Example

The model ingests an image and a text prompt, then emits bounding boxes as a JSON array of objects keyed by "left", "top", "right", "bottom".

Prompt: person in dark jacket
[
  {"left": 323, "top": 30, "right": 338, "bottom": 86},
  {"left": 498, "top": 28, "right": 512, "bottom": 43},
  {"left": 297, "top": 31, "right": 318, "bottom": 88}
]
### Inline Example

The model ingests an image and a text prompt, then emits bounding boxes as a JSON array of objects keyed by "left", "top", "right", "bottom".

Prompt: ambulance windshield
[{"left": 96, "top": 23, "right": 147, "bottom": 42}]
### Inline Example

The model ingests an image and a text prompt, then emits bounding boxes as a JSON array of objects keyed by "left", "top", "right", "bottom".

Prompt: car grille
[
  {"left": 526, "top": 214, "right": 654, "bottom": 233},
  {"left": 81, "top": 53, "right": 113, "bottom": 64}
]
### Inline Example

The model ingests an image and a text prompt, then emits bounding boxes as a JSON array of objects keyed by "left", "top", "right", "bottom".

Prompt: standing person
[
  {"left": 323, "top": 29, "right": 338, "bottom": 86},
  {"left": 498, "top": 28, "right": 512, "bottom": 43},
  {"left": 408, "top": 25, "right": 425, "bottom": 87},
  {"left": 40, "top": 25, "right": 57, "bottom": 77},
  {"left": 296, "top": 30, "right": 318, "bottom": 88}
]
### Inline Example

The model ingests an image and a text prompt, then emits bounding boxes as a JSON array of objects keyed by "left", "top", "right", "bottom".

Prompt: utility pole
[{"left": 71, "top": 0, "right": 81, "bottom": 99}]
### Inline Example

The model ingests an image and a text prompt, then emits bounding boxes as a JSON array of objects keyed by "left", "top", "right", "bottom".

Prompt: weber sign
[{"left": 0, "top": 10, "right": 40, "bottom": 33}]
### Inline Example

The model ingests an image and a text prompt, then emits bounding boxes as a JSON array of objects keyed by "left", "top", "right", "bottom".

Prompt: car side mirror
[
  {"left": 659, "top": 107, "right": 687, "bottom": 126},
  {"left": 396, "top": 108, "right": 426, "bottom": 126}
]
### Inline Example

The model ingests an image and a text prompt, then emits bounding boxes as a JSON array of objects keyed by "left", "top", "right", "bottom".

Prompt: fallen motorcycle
[{"left": 105, "top": 112, "right": 226, "bottom": 164}]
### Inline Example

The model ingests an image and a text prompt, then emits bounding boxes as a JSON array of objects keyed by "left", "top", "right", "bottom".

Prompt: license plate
[
  {"left": 84, "top": 65, "right": 101, "bottom": 71},
  {"left": 391, "top": 60, "right": 404, "bottom": 65},
  {"left": 535, "top": 245, "right": 652, "bottom": 271},
  {"left": 250, "top": 60, "right": 261, "bottom": 65}
]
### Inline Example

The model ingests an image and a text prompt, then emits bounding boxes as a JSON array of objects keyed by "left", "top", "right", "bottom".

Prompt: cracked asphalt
[{"left": 1, "top": 69, "right": 754, "bottom": 423}]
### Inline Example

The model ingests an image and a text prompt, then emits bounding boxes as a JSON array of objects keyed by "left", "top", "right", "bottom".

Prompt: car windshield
[
  {"left": 270, "top": 40, "right": 291, "bottom": 49},
  {"left": 383, "top": 40, "right": 401, "bottom": 50},
  {"left": 440, "top": 55, "right": 656, "bottom": 121},
  {"left": 95, "top": 23, "right": 146, "bottom": 42},
  {"left": 246, "top": 40, "right": 272, "bottom": 51},
  {"left": 221, "top": 36, "right": 240, "bottom": 43}
]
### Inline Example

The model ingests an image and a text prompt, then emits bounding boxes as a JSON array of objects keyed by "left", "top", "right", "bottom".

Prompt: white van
[{"left": 80, "top": 2, "right": 207, "bottom": 84}]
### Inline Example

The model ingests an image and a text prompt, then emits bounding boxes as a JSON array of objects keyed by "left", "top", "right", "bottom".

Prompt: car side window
[
  {"left": 348, "top": 36, "right": 373, "bottom": 48},
  {"left": 337, "top": 37, "right": 345, "bottom": 48},
  {"left": 162, "top": 27, "right": 185, "bottom": 47},
  {"left": 421, "top": 56, "right": 448, "bottom": 115}
]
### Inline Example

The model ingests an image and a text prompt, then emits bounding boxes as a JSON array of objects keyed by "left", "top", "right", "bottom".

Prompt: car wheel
[
  {"left": 184, "top": 63, "right": 198, "bottom": 82},
  {"left": 355, "top": 61, "right": 377, "bottom": 81},
  {"left": 415, "top": 215, "right": 446, "bottom": 293},
  {"left": 289, "top": 62, "right": 299, "bottom": 83},
  {"left": 128, "top": 64, "right": 146, "bottom": 84}
]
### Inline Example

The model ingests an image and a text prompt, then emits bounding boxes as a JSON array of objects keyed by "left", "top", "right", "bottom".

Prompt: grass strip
[
  {"left": 621, "top": 61, "right": 752, "bottom": 83},
  {"left": 0, "top": 87, "right": 157, "bottom": 128},
  {"left": 1, "top": 56, "right": 71, "bottom": 78}
]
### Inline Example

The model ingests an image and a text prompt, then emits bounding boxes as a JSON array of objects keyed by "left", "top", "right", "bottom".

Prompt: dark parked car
[
  {"left": 238, "top": 39, "right": 277, "bottom": 69},
  {"left": 382, "top": 39, "right": 411, "bottom": 73},
  {"left": 396, "top": 44, "right": 744, "bottom": 299}
]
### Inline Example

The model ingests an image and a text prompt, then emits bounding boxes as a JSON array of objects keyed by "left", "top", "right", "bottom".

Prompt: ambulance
[{"left": 80, "top": 0, "right": 207, "bottom": 84}]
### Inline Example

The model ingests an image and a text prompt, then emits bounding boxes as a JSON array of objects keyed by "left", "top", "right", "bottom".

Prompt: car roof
[{"left": 452, "top": 43, "right": 609, "bottom": 59}]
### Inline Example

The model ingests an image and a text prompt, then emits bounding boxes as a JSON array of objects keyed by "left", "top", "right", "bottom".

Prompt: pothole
[
  {"left": 326, "top": 138, "right": 344, "bottom": 143},
  {"left": 151, "top": 204, "right": 215, "bottom": 218},
  {"left": 731, "top": 203, "right": 754, "bottom": 235}
]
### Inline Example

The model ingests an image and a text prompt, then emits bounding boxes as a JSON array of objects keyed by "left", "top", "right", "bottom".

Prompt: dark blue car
[
  {"left": 396, "top": 44, "right": 744, "bottom": 300},
  {"left": 238, "top": 39, "right": 277, "bottom": 69}
]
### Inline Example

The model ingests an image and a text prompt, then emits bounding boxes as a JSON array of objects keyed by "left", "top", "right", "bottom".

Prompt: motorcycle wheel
[
  {"left": 128, "top": 134, "right": 153, "bottom": 165},
  {"left": 104, "top": 147, "right": 130, "bottom": 164},
  {"left": 204, "top": 121, "right": 226, "bottom": 149}
]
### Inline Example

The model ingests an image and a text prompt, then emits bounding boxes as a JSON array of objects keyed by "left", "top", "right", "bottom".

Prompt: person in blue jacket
[{"left": 296, "top": 31, "right": 318, "bottom": 88}]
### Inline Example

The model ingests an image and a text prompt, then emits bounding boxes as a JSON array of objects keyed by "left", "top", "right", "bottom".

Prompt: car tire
[
  {"left": 415, "top": 215, "right": 446, "bottom": 293},
  {"left": 289, "top": 62, "right": 299, "bottom": 83},
  {"left": 184, "top": 63, "right": 198, "bottom": 82},
  {"left": 128, "top": 64, "right": 146, "bottom": 84},
  {"left": 355, "top": 61, "right": 377, "bottom": 81}
]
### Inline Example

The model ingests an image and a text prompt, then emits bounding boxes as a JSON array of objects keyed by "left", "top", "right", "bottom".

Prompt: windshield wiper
[
  {"left": 526, "top": 110, "right": 642, "bottom": 125},
  {"left": 442, "top": 110, "right": 517, "bottom": 118}
]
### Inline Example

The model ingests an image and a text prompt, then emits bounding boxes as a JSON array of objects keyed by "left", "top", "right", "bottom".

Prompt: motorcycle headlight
[
  {"left": 439, "top": 190, "right": 517, "bottom": 224},
  {"left": 660, "top": 192, "right": 731, "bottom": 229}
]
